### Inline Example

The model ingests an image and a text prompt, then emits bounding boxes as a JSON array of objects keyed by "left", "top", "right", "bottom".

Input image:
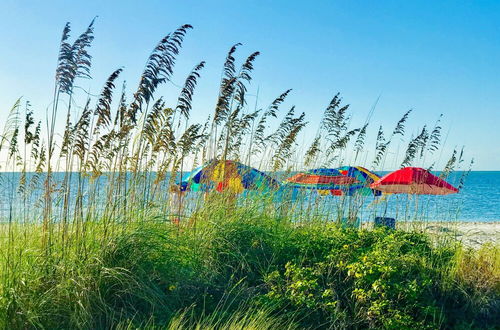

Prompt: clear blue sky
[{"left": 0, "top": 0, "right": 498, "bottom": 169}]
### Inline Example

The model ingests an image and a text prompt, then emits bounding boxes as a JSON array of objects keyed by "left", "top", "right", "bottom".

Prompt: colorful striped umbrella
[
  {"left": 284, "top": 166, "right": 381, "bottom": 196},
  {"left": 180, "top": 160, "right": 280, "bottom": 193},
  {"left": 370, "top": 167, "right": 459, "bottom": 195},
  {"left": 333, "top": 166, "right": 382, "bottom": 196}
]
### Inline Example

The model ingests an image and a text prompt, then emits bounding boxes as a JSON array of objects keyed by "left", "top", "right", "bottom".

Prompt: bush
[{"left": 261, "top": 229, "right": 445, "bottom": 328}]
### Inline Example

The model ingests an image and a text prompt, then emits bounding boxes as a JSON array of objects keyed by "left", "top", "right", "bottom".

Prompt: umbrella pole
[
  {"left": 414, "top": 194, "right": 419, "bottom": 222},
  {"left": 347, "top": 195, "right": 351, "bottom": 223},
  {"left": 306, "top": 190, "right": 313, "bottom": 224},
  {"left": 395, "top": 194, "right": 400, "bottom": 221},
  {"left": 404, "top": 194, "right": 410, "bottom": 222},
  {"left": 338, "top": 195, "right": 346, "bottom": 224},
  {"left": 383, "top": 194, "right": 390, "bottom": 217}
]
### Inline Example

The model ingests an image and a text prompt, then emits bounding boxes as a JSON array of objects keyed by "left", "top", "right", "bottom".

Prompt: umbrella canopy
[
  {"left": 180, "top": 160, "right": 280, "bottom": 193},
  {"left": 370, "top": 167, "right": 459, "bottom": 195},
  {"left": 335, "top": 166, "right": 381, "bottom": 183},
  {"left": 284, "top": 166, "right": 381, "bottom": 196},
  {"left": 334, "top": 166, "right": 382, "bottom": 196}
]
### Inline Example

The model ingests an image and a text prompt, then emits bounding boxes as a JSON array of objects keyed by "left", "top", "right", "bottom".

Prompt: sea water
[
  {"left": 444, "top": 171, "right": 500, "bottom": 222},
  {"left": 279, "top": 171, "right": 500, "bottom": 223},
  {"left": 0, "top": 171, "right": 498, "bottom": 222}
]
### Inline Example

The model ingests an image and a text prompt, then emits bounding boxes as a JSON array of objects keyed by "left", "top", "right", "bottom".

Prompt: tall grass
[
  {"left": 1, "top": 20, "right": 471, "bottom": 227},
  {"left": 0, "top": 20, "right": 494, "bottom": 329}
]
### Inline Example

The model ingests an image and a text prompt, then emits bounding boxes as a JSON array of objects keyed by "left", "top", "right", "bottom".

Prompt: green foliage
[
  {"left": 0, "top": 208, "right": 497, "bottom": 329},
  {"left": 259, "top": 225, "right": 498, "bottom": 329}
]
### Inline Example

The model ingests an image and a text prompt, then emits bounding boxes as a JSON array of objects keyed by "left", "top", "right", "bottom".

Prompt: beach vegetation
[{"left": 0, "top": 20, "right": 495, "bottom": 329}]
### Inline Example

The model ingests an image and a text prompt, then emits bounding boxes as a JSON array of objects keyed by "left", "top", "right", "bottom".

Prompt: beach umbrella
[
  {"left": 370, "top": 167, "right": 459, "bottom": 195},
  {"left": 284, "top": 166, "right": 382, "bottom": 196},
  {"left": 333, "top": 166, "right": 382, "bottom": 196},
  {"left": 180, "top": 160, "right": 280, "bottom": 193}
]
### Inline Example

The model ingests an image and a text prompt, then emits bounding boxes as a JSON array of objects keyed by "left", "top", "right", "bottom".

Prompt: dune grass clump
[{"left": 440, "top": 244, "right": 500, "bottom": 328}]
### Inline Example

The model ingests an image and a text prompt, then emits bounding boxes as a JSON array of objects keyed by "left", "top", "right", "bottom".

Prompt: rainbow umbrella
[
  {"left": 284, "top": 166, "right": 381, "bottom": 196},
  {"left": 180, "top": 160, "right": 280, "bottom": 193},
  {"left": 370, "top": 167, "right": 459, "bottom": 195},
  {"left": 333, "top": 166, "right": 382, "bottom": 196}
]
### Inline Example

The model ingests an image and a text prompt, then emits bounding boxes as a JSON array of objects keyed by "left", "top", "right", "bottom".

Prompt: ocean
[
  {"left": 274, "top": 171, "right": 500, "bottom": 223},
  {"left": 0, "top": 171, "right": 498, "bottom": 223},
  {"left": 443, "top": 171, "right": 500, "bottom": 222}
]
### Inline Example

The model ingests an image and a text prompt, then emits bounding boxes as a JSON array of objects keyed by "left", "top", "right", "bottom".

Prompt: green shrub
[{"left": 260, "top": 227, "right": 497, "bottom": 329}]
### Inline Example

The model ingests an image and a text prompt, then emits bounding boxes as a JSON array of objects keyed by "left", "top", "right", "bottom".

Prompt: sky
[{"left": 0, "top": 0, "right": 498, "bottom": 170}]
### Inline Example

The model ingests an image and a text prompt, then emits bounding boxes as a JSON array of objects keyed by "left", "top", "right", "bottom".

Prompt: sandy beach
[
  {"left": 360, "top": 221, "right": 498, "bottom": 248},
  {"left": 398, "top": 222, "right": 499, "bottom": 248},
  {"left": 427, "top": 222, "right": 499, "bottom": 248}
]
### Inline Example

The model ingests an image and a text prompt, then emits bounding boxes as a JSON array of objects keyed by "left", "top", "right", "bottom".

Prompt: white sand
[
  {"left": 396, "top": 222, "right": 499, "bottom": 248},
  {"left": 426, "top": 222, "right": 498, "bottom": 248}
]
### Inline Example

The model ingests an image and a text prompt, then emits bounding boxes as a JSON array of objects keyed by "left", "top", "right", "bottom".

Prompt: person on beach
[{"left": 169, "top": 183, "right": 187, "bottom": 224}]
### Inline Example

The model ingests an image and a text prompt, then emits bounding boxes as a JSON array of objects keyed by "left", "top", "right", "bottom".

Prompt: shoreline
[
  {"left": 360, "top": 221, "right": 499, "bottom": 248},
  {"left": 0, "top": 220, "right": 496, "bottom": 248},
  {"left": 399, "top": 221, "right": 498, "bottom": 248},
  {"left": 424, "top": 222, "right": 499, "bottom": 248}
]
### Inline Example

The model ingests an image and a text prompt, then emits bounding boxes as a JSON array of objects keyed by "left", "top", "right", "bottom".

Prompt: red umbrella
[{"left": 370, "top": 167, "right": 459, "bottom": 195}]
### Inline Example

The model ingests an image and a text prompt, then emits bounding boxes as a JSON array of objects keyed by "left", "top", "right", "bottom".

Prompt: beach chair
[{"left": 374, "top": 217, "right": 396, "bottom": 229}]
